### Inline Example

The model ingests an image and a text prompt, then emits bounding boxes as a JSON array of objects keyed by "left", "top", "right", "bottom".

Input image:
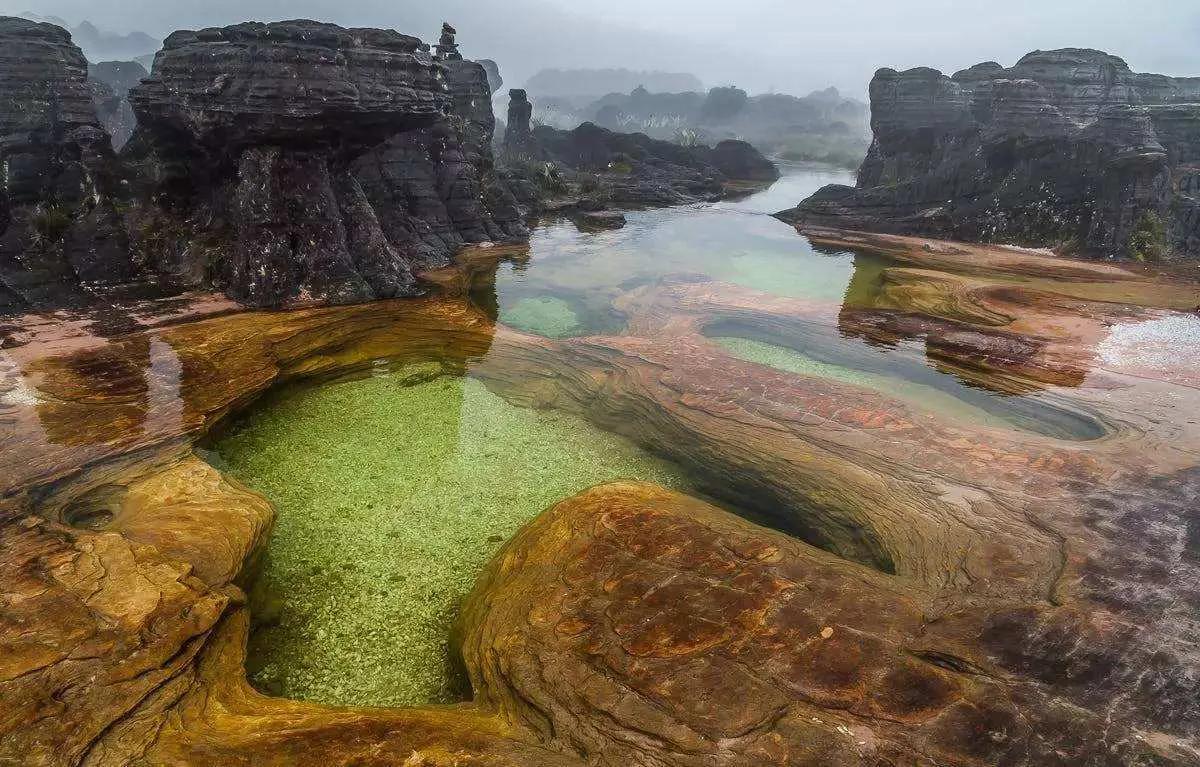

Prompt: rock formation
[
  {"left": 125, "top": 20, "right": 460, "bottom": 306},
  {"left": 434, "top": 22, "right": 461, "bottom": 61},
  {"left": 504, "top": 88, "right": 534, "bottom": 154},
  {"left": 87, "top": 60, "right": 147, "bottom": 150},
  {"left": 502, "top": 91, "right": 778, "bottom": 210},
  {"left": 0, "top": 17, "right": 528, "bottom": 311},
  {"left": 351, "top": 26, "right": 525, "bottom": 279},
  {"left": 780, "top": 49, "right": 1200, "bottom": 259},
  {"left": 0, "top": 17, "right": 135, "bottom": 311},
  {"left": 2, "top": 239, "right": 1199, "bottom": 765}
]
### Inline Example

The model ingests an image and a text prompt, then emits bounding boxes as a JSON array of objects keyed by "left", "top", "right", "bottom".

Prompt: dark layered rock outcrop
[
  {"left": 502, "top": 91, "right": 777, "bottom": 210},
  {"left": 781, "top": 49, "right": 1200, "bottom": 259},
  {"left": 0, "top": 17, "right": 527, "bottom": 311},
  {"left": 0, "top": 17, "right": 135, "bottom": 311},
  {"left": 124, "top": 20, "right": 457, "bottom": 306},
  {"left": 707, "top": 138, "right": 782, "bottom": 182}
]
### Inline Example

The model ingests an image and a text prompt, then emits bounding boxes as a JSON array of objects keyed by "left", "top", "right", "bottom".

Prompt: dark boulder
[
  {"left": 704, "top": 139, "right": 781, "bottom": 182},
  {"left": 123, "top": 19, "right": 523, "bottom": 307},
  {"left": 571, "top": 210, "right": 626, "bottom": 230},
  {"left": 781, "top": 48, "right": 1200, "bottom": 260}
]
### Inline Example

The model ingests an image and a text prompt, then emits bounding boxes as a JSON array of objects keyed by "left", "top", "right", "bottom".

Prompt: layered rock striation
[
  {"left": 0, "top": 17, "right": 528, "bottom": 310},
  {"left": 3, "top": 242, "right": 1199, "bottom": 765},
  {"left": 125, "top": 20, "right": 527, "bottom": 307},
  {"left": 780, "top": 49, "right": 1200, "bottom": 259},
  {"left": 0, "top": 17, "right": 135, "bottom": 310}
]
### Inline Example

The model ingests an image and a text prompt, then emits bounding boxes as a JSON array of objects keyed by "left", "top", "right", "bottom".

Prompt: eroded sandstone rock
[
  {"left": 0, "top": 17, "right": 528, "bottom": 311},
  {"left": 781, "top": 48, "right": 1200, "bottom": 259},
  {"left": 1, "top": 241, "right": 1198, "bottom": 765},
  {"left": 0, "top": 17, "right": 136, "bottom": 310}
]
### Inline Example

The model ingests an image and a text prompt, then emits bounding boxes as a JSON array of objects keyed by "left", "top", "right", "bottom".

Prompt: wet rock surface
[
  {"left": 2, "top": 239, "right": 1198, "bottom": 766},
  {"left": 780, "top": 48, "right": 1200, "bottom": 259}
]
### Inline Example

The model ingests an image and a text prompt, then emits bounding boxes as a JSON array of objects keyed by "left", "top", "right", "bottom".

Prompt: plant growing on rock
[
  {"left": 1128, "top": 210, "right": 1170, "bottom": 262},
  {"left": 30, "top": 205, "right": 72, "bottom": 246},
  {"left": 673, "top": 127, "right": 700, "bottom": 147}
]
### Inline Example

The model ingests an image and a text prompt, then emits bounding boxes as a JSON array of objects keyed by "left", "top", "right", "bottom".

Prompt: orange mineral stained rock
[{"left": 2, "top": 234, "right": 1199, "bottom": 765}]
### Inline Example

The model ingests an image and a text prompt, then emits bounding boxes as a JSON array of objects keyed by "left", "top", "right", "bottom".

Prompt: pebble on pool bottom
[{"left": 210, "top": 371, "right": 691, "bottom": 708}]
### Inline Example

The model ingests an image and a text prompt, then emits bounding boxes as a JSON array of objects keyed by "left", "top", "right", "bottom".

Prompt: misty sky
[{"left": 4, "top": 0, "right": 1198, "bottom": 97}]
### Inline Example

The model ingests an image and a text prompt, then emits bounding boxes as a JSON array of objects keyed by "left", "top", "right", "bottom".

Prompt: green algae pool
[{"left": 208, "top": 369, "right": 691, "bottom": 708}]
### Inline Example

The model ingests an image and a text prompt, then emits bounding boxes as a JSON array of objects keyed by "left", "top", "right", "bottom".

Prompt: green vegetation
[
  {"left": 1128, "top": 210, "right": 1170, "bottom": 262},
  {"left": 31, "top": 205, "right": 72, "bottom": 244},
  {"left": 211, "top": 372, "right": 690, "bottom": 707},
  {"left": 672, "top": 128, "right": 700, "bottom": 148},
  {"left": 507, "top": 158, "right": 570, "bottom": 198}
]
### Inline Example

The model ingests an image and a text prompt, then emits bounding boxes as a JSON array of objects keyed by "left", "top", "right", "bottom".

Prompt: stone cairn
[{"left": 435, "top": 22, "right": 461, "bottom": 61}]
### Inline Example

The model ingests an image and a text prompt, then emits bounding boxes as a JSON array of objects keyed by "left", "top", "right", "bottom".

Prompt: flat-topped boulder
[
  {"left": 781, "top": 48, "right": 1200, "bottom": 260},
  {"left": 113, "top": 19, "right": 525, "bottom": 308},
  {"left": 129, "top": 20, "right": 448, "bottom": 152}
]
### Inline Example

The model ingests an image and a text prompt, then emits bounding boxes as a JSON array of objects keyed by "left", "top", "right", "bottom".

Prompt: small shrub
[
  {"left": 673, "top": 128, "right": 700, "bottom": 148},
  {"left": 32, "top": 205, "right": 72, "bottom": 244},
  {"left": 1127, "top": 210, "right": 1170, "bottom": 262}
]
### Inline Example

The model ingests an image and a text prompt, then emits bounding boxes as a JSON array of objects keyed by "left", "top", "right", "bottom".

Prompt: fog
[{"left": 4, "top": 0, "right": 1198, "bottom": 96}]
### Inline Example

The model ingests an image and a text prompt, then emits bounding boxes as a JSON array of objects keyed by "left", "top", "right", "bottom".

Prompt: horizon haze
[{"left": 3, "top": 0, "right": 1198, "bottom": 97}]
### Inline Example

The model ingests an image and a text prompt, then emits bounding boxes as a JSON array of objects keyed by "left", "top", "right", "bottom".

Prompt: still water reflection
[
  {"left": 483, "top": 163, "right": 1104, "bottom": 441},
  {"left": 489, "top": 163, "right": 861, "bottom": 337}
]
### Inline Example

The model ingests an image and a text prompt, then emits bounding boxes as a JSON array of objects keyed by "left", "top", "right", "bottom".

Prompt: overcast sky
[{"left": 4, "top": 0, "right": 1198, "bottom": 96}]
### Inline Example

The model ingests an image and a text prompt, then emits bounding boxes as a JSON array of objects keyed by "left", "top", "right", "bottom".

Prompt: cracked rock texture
[{"left": 780, "top": 48, "right": 1200, "bottom": 259}]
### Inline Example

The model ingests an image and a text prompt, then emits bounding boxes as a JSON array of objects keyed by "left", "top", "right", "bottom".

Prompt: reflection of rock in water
[
  {"left": 34, "top": 336, "right": 151, "bottom": 447},
  {"left": 144, "top": 337, "right": 184, "bottom": 439},
  {"left": 2, "top": 240, "right": 1200, "bottom": 765}
]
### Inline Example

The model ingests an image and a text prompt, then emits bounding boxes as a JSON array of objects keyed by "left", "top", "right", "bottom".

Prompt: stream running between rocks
[{"left": 210, "top": 163, "right": 1111, "bottom": 708}]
